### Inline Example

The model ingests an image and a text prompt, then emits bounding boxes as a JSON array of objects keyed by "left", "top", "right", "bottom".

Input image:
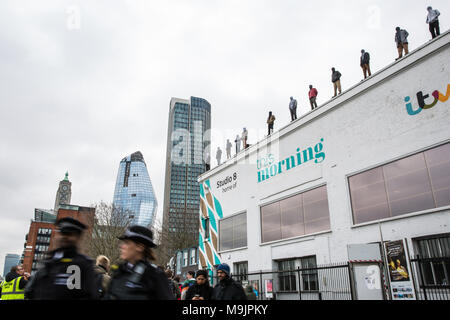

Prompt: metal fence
[
  {"left": 410, "top": 256, "right": 450, "bottom": 300},
  {"left": 214, "top": 262, "right": 354, "bottom": 300}
]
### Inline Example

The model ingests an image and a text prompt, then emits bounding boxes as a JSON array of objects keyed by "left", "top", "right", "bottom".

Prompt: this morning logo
[{"left": 405, "top": 84, "right": 449, "bottom": 116}]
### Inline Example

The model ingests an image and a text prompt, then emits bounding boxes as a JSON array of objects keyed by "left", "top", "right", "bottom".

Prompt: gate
[
  {"left": 214, "top": 262, "right": 354, "bottom": 300},
  {"left": 410, "top": 256, "right": 450, "bottom": 300}
]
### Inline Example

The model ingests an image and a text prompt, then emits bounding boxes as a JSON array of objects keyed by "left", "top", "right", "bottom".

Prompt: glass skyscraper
[
  {"left": 113, "top": 151, "right": 158, "bottom": 228},
  {"left": 163, "top": 96, "right": 211, "bottom": 248}
]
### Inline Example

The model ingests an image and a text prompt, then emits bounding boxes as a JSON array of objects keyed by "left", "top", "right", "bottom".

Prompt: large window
[
  {"left": 277, "top": 256, "right": 318, "bottom": 292},
  {"left": 278, "top": 259, "right": 297, "bottom": 292},
  {"left": 233, "top": 261, "right": 248, "bottom": 283},
  {"left": 261, "top": 186, "right": 330, "bottom": 243},
  {"left": 349, "top": 143, "right": 450, "bottom": 225},
  {"left": 219, "top": 212, "right": 247, "bottom": 251},
  {"left": 414, "top": 234, "right": 450, "bottom": 286}
]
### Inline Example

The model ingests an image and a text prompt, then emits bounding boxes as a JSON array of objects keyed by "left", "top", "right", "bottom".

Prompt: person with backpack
[{"left": 360, "top": 49, "right": 371, "bottom": 79}]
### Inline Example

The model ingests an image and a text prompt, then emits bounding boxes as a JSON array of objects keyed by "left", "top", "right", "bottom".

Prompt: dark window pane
[
  {"left": 349, "top": 168, "right": 389, "bottom": 224},
  {"left": 261, "top": 202, "right": 281, "bottom": 243},
  {"left": 425, "top": 144, "right": 450, "bottom": 207},
  {"left": 280, "top": 194, "right": 303, "bottom": 239},
  {"left": 304, "top": 187, "right": 330, "bottom": 234},
  {"left": 384, "top": 153, "right": 435, "bottom": 215}
]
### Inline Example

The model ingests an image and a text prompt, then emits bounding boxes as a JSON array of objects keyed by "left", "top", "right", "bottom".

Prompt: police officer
[
  {"left": 104, "top": 225, "right": 174, "bottom": 300},
  {"left": 0, "top": 265, "right": 30, "bottom": 300},
  {"left": 25, "top": 217, "right": 99, "bottom": 300}
]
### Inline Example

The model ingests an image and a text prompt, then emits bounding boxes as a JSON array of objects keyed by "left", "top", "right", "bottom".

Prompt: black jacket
[
  {"left": 0, "top": 272, "right": 28, "bottom": 295},
  {"left": 24, "top": 246, "right": 99, "bottom": 300},
  {"left": 185, "top": 282, "right": 214, "bottom": 300},
  {"left": 105, "top": 260, "right": 174, "bottom": 300},
  {"left": 211, "top": 277, "right": 247, "bottom": 300},
  {"left": 360, "top": 52, "right": 370, "bottom": 65}
]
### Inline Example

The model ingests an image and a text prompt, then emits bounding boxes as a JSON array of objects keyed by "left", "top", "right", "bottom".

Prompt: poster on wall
[
  {"left": 264, "top": 279, "right": 273, "bottom": 299},
  {"left": 384, "top": 240, "right": 416, "bottom": 300}
]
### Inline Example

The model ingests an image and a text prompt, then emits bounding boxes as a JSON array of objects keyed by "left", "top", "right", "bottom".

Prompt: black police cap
[
  {"left": 118, "top": 225, "right": 156, "bottom": 248},
  {"left": 55, "top": 217, "right": 87, "bottom": 234}
]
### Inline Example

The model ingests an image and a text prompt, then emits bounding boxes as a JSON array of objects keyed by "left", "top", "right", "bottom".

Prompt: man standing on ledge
[
  {"left": 331, "top": 68, "right": 342, "bottom": 98},
  {"left": 289, "top": 97, "right": 298, "bottom": 121},
  {"left": 212, "top": 263, "right": 247, "bottom": 300},
  {"left": 360, "top": 49, "right": 371, "bottom": 79},
  {"left": 426, "top": 6, "right": 441, "bottom": 39},
  {"left": 308, "top": 85, "right": 318, "bottom": 110}
]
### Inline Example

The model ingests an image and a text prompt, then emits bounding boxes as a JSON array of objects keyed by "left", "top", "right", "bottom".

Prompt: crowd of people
[
  {"left": 0, "top": 217, "right": 255, "bottom": 300},
  {"left": 212, "top": 6, "right": 443, "bottom": 168}
]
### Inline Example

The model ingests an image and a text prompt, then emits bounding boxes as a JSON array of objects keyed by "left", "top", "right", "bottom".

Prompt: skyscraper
[
  {"left": 3, "top": 254, "right": 20, "bottom": 277},
  {"left": 113, "top": 151, "right": 158, "bottom": 228},
  {"left": 162, "top": 96, "right": 211, "bottom": 251}
]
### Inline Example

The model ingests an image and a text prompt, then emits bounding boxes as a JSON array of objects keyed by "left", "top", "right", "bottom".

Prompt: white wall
[{"left": 199, "top": 32, "right": 450, "bottom": 272}]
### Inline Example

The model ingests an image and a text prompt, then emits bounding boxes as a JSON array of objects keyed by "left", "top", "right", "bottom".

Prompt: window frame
[
  {"left": 218, "top": 211, "right": 247, "bottom": 252},
  {"left": 260, "top": 184, "right": 331, "bottom": 244},
  {"left": 348, "top": 141, "right": 450, "bottom": 226}
]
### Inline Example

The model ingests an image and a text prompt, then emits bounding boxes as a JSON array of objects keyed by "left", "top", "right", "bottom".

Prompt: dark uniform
[
  {"left": 25, "top": 217, "right": 99, "bottom": 300},
  {"left": 105, "top": 260, "right": 174, "bottom": 300},
  {"left": 104, "top": 225, "right": 174, "bottom": 300},
  {"left": 25, "top": 246, "right": 99, "bottom": 300}
]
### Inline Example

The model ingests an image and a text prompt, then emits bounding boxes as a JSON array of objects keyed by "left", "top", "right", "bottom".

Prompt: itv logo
[{"left": 405, "top": 84, "right": 449, "bottom": 116}]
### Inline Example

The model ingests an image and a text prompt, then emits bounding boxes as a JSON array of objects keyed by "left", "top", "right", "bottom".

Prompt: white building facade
[{"left": 198, "top": 31, "right": 450, "bottom": 299}]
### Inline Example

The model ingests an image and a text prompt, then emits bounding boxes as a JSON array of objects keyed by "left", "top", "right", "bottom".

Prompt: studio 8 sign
[{"left": 216, "top": 172, "right": 238, "bottom": 193}]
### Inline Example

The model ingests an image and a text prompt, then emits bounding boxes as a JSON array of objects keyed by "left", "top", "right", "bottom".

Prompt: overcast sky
[{"left": 1, "top": 0, "right": 448, "bottom": 274}]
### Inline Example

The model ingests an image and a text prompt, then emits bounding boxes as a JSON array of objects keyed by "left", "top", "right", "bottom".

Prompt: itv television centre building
[{"left": 197, "top": 31, "right": 450, "bottom": 299}]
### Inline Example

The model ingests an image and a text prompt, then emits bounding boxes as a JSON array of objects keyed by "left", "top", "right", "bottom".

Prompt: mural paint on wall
[{"left": 198, "top": 180, "right": 223, "bottom": 271}]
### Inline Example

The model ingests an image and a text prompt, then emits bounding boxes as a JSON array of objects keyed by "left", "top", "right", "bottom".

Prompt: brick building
[{"left": 22, "top": 205, "right": 95, "bottom": 275}]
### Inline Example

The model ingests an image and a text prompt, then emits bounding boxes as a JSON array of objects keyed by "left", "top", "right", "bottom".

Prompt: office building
[
  {"left": 163, "top": 96, "right": 211, "bottom": 251},
  {"left": 3, "top": 254, "right": 20, "bottom": 278},
  {"left": 113, "top": 151, "right": 158, "bottom": 228}
]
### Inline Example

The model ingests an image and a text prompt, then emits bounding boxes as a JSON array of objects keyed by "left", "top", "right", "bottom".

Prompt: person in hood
[
  {"left": 185, "top": 270, "right": 214, "bottom": 300},
  {"left": 94, "top": 255, "right": 111, "bottom": 298},
  {"left": 104, "top": 225, "right": 174, "bottom": 300},
  {"left": 211, "top": 263, "right": 247, "bottom": 300},
  {"left": 24, "top": 217, "right": 99, "bottom": 300},
  {"left": 1, "top": 265, "right": 30, "bottom": 300},
  {"left": 426, "top": 6, "right": 441, "bottom": 39}
]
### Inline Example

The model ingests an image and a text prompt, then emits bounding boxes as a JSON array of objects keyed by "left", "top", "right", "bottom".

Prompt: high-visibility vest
[{"left": 0, "top": 277, "right": 25, "bottom": 300}]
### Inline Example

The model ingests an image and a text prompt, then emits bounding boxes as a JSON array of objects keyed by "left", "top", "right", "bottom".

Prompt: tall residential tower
[
  {"left": 113, "top": 151, "right": 158, "bottom": 228},
  {"left": 162, "top": 97, "right": 211, "bottom": 251}
]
